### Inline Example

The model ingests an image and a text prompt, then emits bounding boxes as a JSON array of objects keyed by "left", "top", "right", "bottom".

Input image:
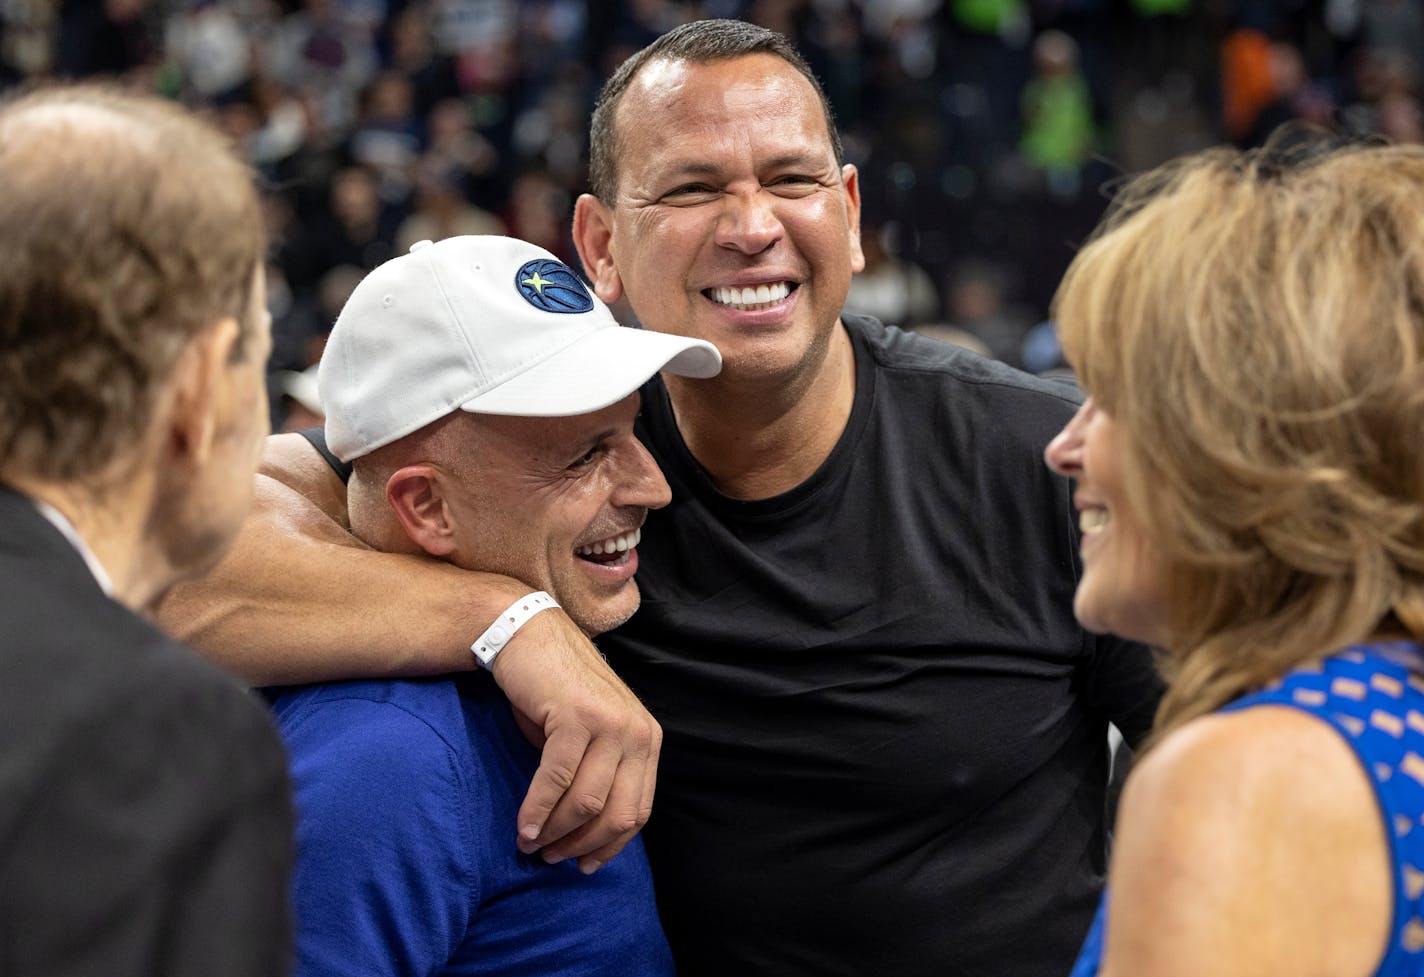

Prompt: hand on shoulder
[{"left": 492, "top": 610, "right": 661, "bottom": 876}]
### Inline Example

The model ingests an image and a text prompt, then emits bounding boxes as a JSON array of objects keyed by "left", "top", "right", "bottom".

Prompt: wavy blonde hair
[{"left": 1053, "top": 141, "right": 1424, "bottom": 739}]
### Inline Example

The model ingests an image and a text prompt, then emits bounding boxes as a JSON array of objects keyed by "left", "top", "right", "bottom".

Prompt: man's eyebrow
[
  {"left": 658, "top": 151, "right": 828, "bottom": 181},
  {"left": 562, "top": 427, "right": 617, "bottom": 460},
  {"left": 759, "top": 151, "right": 829, "bottom": 171},
  {"left": 656, "top": 160, "right": 721, "bottom": 181}
]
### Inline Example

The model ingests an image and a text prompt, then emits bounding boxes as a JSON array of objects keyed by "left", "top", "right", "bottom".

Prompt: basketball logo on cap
[{"left": 515, "top": 259, "right": 594, "bottom": 314}]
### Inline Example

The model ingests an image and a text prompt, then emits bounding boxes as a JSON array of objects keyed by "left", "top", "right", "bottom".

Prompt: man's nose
[
  {"left": 616, "top": 437, "right": 672, "bottom": 511},
  {"left": 714, "top": 189, "right": 783, "bottom": 255},
  {"left": 1045, "top": 398, "right": 1091, "bottom": 477}
]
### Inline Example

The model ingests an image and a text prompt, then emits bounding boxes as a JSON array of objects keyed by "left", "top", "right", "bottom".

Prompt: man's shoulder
[
  {"left": 843, "top": 312, "right": 1082, "bottom": 411},
  {"left": 267, "top": 674, "right": 512, "bottom": 777},
  {"left": 268, "top": 675, "right": 514, "bottom": 843},
  {"left": 268, "top": 675, "right": 471, "bottom": 734},
  {"left": 0, "top": 579, "right": 287, "bottom": 842},
  {"left": 842, "top": 312, "right": 1082, "bottom": 458},
  {"left": 0, "top": 556, "right": 269, "bottom": 737}
]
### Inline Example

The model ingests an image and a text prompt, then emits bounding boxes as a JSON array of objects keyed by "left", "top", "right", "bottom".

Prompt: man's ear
[
  {"left": 842, "top": 163, "right": 866, "bottom": 275},
  {"left": 385, "top": 465, "right": 457, "bottom": 557},
  {"left": 572, "top": 192, "right": 624, "bottom": 305},
  {"left": 163, "top": 317, "right": 241, "bottom": 470}
]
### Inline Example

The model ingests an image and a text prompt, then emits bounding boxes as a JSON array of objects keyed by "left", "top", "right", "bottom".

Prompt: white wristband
[{"left": 471, "top": 591, "right": 559, "bottom": 669}]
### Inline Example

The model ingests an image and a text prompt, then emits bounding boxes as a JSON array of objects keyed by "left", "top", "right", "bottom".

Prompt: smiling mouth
[
  {"left": 1080, "top": 509, "right": 1109, "bottom": 534},
  {"left": 576, "top": 528, "right": 641, "bottom": 565},
  {"left": 704, "top": 282, "right": 794, "bottom": 311}
]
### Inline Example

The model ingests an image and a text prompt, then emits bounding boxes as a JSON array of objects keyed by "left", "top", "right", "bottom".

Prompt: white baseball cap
[{"left": 319, "top": 235, "right": 722, "bottom": 462}]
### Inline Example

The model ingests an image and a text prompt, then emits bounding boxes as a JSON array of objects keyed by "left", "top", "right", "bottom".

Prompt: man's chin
[{"left": 568, "top": 589, "right": 641, "bottom": 640}]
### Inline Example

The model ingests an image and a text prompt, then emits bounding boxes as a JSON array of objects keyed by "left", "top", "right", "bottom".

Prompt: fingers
[
  {"left": 535, "top": 734, "right": 634, "bottom": 865},
  {"left": 515, "top": 723, "right": 590, "bottom": 854},
  {"left": 539, "top": 718, "right": 660, "bottom": 871},
  {"left": 491, "top": 610, "right": 662, "bottom": 870},
  {"left": 571, "top": 724, "right": 660, "bottom": 874}
]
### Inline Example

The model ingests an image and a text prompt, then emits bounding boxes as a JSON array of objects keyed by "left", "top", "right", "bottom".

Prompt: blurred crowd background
[{"left": 3, "top": 0, "right": 1420, "bottom": 425}]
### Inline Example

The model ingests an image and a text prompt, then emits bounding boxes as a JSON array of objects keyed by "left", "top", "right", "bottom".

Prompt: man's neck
[
  {"left": 8, "top": 470, "right": 170, "bottom": 611},
  {"left": 664, "top": 322, "right": 857, "bottom": 500}
]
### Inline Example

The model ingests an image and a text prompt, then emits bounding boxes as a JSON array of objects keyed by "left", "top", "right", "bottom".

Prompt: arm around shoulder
[
  {"left": 157, "top": 433, "right": 535, "bottom": 685},
  {"left": 160, "top": 432, "right": 662, "bottom": 872},
  {"left": 258, "top": 431, "right": 352, "bottom": 525}
]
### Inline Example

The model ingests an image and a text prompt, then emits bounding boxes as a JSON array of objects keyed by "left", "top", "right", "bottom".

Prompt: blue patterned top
[{"left": 1069, "top": 643, "right": 1424, "bottom": 977}]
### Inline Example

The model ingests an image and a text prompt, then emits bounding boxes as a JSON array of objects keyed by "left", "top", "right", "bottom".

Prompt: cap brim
[
  {"left": 460, "top": 325, "right": 721, "bottom": 417},
  {"left": 281, "top": 369, "right": 322, "bottom": 415}
]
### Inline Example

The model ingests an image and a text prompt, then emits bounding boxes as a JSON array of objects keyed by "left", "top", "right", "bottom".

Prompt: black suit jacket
[{"left": 0, "top": 485, "right": 294, "bottom": 976}]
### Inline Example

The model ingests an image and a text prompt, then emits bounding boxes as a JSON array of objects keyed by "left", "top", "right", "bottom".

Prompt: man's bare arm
[{"left": 156, "top": 433, "right": 661, "bottom": 872}]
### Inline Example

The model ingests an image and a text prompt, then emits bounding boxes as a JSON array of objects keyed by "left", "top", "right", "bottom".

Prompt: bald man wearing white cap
[{"left": 265, "top": 235, "right": 719, "bottom": 977}]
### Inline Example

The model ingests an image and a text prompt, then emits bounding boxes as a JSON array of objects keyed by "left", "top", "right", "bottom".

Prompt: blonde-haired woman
[{"left": 1047, "top": 142, "right": 1424, "bottom": 977}]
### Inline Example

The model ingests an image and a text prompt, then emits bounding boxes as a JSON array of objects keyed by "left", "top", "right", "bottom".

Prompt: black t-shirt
[
  {"left": 305, "top": 313, "right": 1163, "bottom": 977},
  {"left": 616, "top": 315, "right": 1159, "bottom": 977}
]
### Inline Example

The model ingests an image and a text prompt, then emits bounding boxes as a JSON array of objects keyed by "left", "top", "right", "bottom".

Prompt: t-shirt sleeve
[
  {"left": 1081, "top": 631, "right": 1165, "bottom": 748},
  {"left": 295, "top": 427, "right": 352, "bottom": 485},
  {"left": 282, "top": 697, "right": 477, "bottom": 977}
]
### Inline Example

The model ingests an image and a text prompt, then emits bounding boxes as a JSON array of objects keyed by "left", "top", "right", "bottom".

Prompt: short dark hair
[
  {"left": 0, "top": 84, "right": 265, "bottom": 482},
  {"left": 587, "top": 19, "right": 843, "bottom": 203}
]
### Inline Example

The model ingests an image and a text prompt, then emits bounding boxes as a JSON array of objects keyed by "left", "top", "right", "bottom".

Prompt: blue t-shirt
[
  {"left": 266, "top": 673, "right": 675, "bottom": 977},
  {"left": 1070, "top": 643, "right": 1424, "bottom": 976}
]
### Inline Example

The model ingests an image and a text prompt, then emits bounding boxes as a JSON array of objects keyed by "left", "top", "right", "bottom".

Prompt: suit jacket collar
[{"left": 0, "top": 483, "right": 109, "bottom": 600}]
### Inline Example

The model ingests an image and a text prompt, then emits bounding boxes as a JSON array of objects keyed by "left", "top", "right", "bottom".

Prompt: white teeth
[
  {"left": 576, "top": 527, "right": 642, "bottom": 557},
  {"left": 1080, "top": 510, "right": 1109, "bottom": 534},
  {"left": 709, "top": 282, "right": 790, "bottom": 310}
]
